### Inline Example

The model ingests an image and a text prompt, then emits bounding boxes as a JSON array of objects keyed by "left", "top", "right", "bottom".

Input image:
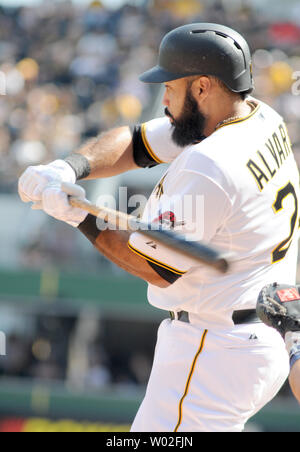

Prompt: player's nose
[{"left": 162, "top": 89, "right": 170, "bottom": 108}]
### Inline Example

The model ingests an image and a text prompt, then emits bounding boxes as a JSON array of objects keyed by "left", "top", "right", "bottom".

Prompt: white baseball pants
[{"left": 131, "top": 318, "right": 289, "bottom": 432}]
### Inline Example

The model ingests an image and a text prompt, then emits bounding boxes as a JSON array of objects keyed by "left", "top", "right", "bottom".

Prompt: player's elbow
[
  {"left": 147, "top": 275, "right": 171, "bottom": 289},
  {"left": 145, "top": 261, "right": 182, "bottom": 289},
  {"left": 154, "top": 279, "right": 172, "bottom": 289}
]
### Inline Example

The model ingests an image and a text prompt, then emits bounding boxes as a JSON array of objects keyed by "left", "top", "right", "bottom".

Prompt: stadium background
[{"left": 0, "top": 0, "right": 299, "bottom": 433}]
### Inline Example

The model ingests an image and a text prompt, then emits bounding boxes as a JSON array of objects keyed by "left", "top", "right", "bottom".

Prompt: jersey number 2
[{"left": 272, "top": 182, "right": 298, "bottom": 264}]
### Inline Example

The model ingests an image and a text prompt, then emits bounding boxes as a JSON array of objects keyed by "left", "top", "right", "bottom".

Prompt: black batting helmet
[{"left": 140, "top": 23, "right": 254, "bottom": 93}]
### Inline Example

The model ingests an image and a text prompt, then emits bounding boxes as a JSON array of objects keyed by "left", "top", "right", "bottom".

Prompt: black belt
[
  {"left": 232, "top": 309, "right": 261, "bottom": 325},
  {"left": 170, "top": 309, "right": 261, "bottom": 325}
]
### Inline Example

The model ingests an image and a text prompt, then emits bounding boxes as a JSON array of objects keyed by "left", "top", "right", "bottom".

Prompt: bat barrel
[{"left": 138, "top": 228, "right": 230, "bottom": 273}]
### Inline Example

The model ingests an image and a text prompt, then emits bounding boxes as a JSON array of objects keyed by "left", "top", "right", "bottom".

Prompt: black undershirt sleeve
[
  {"left": 78, "top": 214, "right": 101, "bottom": 245},
  {"left": 147, "top": 261, "right": 183, "bottom": 285},
  {"left": 131, "top": 125, "right": 160, "bottom": 169}
]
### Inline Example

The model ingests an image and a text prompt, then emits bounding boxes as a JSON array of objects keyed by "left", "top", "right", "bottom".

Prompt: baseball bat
[{"left": 65, "top": 188, "right": 230, "bottom": 274}]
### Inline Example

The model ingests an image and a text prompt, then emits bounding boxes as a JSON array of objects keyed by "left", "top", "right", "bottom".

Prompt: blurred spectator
[
  {"left": 129, "top": 352, "right": 152, "bottom": 386},
  {"left": 84, "top": 345, "right": 111, "bottom": 389},
  {"left": 0, "top": 333, "right": 32, "bottom": 377}
]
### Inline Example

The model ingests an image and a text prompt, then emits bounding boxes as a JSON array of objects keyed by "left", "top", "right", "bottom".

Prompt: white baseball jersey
[{"left": 128, "top": 98, "right": 300, "bottom": 329}]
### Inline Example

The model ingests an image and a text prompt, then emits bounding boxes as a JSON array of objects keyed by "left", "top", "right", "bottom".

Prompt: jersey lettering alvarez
[{"left": 129, "top": 99, "right": 300, "bottom": 328}]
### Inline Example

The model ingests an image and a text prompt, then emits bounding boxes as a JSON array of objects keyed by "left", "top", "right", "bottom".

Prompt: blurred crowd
[
  {"left": 0, "top": 308, "right": 155, "bottom": 390},
  {"left": 0, "top": 0, "right": 299, "bottom": 193}
]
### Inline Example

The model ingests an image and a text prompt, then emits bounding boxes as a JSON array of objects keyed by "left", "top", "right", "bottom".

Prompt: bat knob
[{"left": 216, "top": 258, "right": 230, "bottom": 274}]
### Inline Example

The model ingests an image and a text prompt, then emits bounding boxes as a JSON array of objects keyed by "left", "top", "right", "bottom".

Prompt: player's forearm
[
  {"left": 70, "top": 126, "right": 139, "bottom": 180},
  {"left": 289, "top": 360, "right": 300, "bottom": 404},
  {"left": 78, "top": 216, "right": 170, "bottom": 288}
]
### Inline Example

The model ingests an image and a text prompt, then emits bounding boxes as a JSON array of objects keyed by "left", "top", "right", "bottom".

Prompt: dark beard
[{"left": 165, "top": 89, "right": 206, "bottom": 147}]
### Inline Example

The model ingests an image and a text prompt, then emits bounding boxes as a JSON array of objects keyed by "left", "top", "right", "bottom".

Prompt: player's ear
[{"left": 189, "top": 76, "right": 211, "bottom": 103}]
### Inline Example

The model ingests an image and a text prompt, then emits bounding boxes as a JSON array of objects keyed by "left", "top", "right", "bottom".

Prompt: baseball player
[
  {"left": 18, "top": 23, "right": 300, "bottom": 432},
  {"left": 257, "top": 283, "right": 300, "bottom": 404}
]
